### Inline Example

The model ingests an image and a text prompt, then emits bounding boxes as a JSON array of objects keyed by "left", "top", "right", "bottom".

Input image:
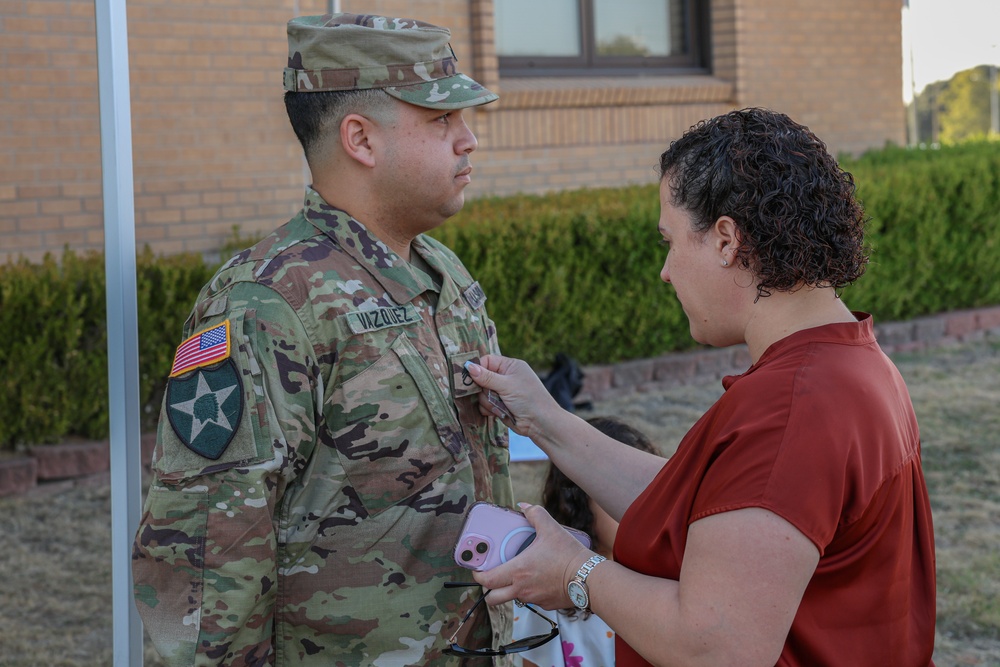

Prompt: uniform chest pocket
[{"left": 324, "top": 332, "right": 463, "bottom": 516}]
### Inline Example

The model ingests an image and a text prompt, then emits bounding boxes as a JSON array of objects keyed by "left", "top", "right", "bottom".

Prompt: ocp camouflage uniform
[{"left": 133, "top": 188, "right": 514, "bottom": 665}]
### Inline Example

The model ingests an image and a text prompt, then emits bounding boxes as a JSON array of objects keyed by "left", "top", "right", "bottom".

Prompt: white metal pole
[
  {"left": 94, "top": 0, "right": 144, "bottom": 663},
  {"left": 903, "top": 0, "right": 918, "bottom": 145},
  {"left": 990, "top": 63, "right": 998, "bottom": 137}
]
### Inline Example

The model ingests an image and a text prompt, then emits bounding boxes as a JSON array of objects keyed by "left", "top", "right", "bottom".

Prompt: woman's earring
[{"left": 722, "top": 260, "right": 729, "bottom": 267}]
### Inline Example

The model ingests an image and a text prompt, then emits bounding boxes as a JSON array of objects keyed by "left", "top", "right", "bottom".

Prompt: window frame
[{"left": 497, "top": 0, "right": 711, "bottom": 77}]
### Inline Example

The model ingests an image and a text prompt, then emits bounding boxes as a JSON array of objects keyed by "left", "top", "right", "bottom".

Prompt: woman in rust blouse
[{"left": 464, "top": 108, "right": 936, "bottom": 666}]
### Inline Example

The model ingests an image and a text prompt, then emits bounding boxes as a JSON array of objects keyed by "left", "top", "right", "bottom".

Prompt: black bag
[{"left": 541, "top": 353, "right": 590, "bottom": 412}]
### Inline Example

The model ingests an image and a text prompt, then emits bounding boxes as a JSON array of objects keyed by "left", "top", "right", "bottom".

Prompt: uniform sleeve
[{"left": 132, "top": 283, "right": 318, "bottom": 666}]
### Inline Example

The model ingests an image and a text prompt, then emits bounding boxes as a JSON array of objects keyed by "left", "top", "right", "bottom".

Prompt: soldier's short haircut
[{"left": 284, "top": 88, "right": 398, "bottom": 165}]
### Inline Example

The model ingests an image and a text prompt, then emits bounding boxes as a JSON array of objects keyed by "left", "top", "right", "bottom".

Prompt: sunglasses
[{"left": 442, "top": 582, "right": 559, "bottom": 657}]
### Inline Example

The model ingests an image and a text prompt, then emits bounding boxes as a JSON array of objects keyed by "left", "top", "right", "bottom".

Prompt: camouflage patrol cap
[{"left": 284, "top": 13, "right": 498, "bottom": 110}]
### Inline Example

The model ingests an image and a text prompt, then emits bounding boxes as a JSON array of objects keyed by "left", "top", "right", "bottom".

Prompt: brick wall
[
  {"left": 458, "top": 0, "right": 735, "bottom": 199},
  {"left": 1, "top": 0, "right": 905, "bottom": 262},
  {"left": 733, "top": 0, "right": 906, "bottom": 153},
  {"left": 459, "top": 0, "right": 903, "bottom": 198},
  {"left": 1, "top": 0, "right": 326, "bottom": 263}
]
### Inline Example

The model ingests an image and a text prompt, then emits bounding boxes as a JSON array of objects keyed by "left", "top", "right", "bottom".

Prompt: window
[{"left": 495, "top": 0, "right": 709, "bottom": 76}]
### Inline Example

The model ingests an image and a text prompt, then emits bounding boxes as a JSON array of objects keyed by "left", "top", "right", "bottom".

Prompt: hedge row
[
  {"left": 838, "top": 143, "right": 1000, "bottom": 317},
  {"left": 0, "top": 250, "right": 214, "bottom": 447},
  {"left": 436, "top": 141, "right": 1000, "bottom": 366},
  {"left": 432, "top": 184, "right": 693, "bottom": 367},
  {"left": 2, "top": 141, "right": 999, "bottom": 449}
]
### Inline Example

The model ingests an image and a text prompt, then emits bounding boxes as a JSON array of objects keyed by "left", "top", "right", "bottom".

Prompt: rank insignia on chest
[
  {"left": 452, "top": 353, "right": 483, "bottom": 398},
  {"left": 169, "top": 320, "right": 231, "bottom": 377},
  {"left": 166, "top": 358, "right": 244, "bottom": 460},
  {"left": 462, "top": 281, "right": 487, "bottom": 311}
]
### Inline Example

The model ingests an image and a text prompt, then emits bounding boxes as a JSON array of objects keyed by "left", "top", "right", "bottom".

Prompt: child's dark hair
[{"left": 541, "top": 416, "right": 655, "bottom": 617}]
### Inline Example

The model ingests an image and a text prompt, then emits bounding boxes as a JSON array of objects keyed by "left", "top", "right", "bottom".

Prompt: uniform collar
[{"left": 301, "top": 187, "right": 441, "bottom": 305}]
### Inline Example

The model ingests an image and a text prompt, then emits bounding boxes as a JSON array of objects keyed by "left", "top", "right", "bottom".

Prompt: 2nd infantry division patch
[{"left": 166, "top": 357, "right": 244, "bottom": 460}]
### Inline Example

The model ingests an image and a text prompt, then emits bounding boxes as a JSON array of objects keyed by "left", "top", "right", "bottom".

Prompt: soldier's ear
[{"left": 340, "top": 113, "right": 377, "bottom": 168}]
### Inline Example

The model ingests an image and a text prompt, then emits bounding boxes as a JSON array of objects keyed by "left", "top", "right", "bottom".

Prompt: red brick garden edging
[{"left": 2, "top": 306, "right": 999, "bottom": 499}]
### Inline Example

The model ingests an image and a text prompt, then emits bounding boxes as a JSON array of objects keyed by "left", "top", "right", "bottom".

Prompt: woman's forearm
[{"left": 531, "top": 409, "right": 667, "bottom": 522}]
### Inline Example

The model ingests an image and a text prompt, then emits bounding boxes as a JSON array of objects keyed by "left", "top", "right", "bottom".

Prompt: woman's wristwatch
[{"left": 567, "top": 554, "right": 607, "bottom": 611}]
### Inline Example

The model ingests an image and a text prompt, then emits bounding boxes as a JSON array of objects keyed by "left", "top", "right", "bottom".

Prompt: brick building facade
[{"left": 1, "top": 0, "right": 904, "bottom": 262}]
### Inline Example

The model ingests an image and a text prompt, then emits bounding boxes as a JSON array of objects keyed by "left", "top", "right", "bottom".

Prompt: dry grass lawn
[{"left": 1, "top": 336, "right": 997, "bottom": 666}]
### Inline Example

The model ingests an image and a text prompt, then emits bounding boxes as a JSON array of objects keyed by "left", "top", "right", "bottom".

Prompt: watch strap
[{"left": 574, "top": 554, "right": 607, "bottom": 583}]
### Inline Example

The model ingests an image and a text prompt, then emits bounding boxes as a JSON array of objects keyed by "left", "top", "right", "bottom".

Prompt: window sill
[{"left": 493, "top": 75, "right": 734, "bottom": 110}]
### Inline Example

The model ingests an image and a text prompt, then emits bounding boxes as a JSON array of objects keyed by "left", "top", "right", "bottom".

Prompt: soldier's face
[{"left": 374, "top": 102, "right": 479, "bottom": 232}]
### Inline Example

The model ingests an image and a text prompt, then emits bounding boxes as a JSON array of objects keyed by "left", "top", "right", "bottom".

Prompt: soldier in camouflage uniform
[{"left": 133, "top": 13, "right": 515, "bottom": 666}]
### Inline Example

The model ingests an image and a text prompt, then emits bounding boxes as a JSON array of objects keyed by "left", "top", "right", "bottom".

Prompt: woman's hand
[
  {"left": 471, "top": 503, "right": 593, "bottom": 611},
  {"left": 465, "top": 355, "right": 564, "bottom": 443}
]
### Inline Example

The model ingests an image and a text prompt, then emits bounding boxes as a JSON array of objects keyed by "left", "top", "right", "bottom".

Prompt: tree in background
[
  {"left": 909, "top": 65, "right": 999, "bottom": 144},
  {"left": 938, "top": 66, "right": 996, "bottom": 142},
  {"left": 911, "top": 79, "right": 947, "bottom": 144}
]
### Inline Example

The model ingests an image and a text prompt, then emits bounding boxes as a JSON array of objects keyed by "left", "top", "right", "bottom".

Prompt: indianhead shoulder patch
[{"left": 166, "top": 357, "right": 244, "bottom": 460}]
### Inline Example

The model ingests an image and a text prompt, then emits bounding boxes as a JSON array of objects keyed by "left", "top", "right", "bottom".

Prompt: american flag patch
[{"left": 169, "top": 320, "right": 231, "bottom": 377}]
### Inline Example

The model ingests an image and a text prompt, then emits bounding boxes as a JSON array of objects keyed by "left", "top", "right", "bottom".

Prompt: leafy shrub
[
  {"left": 433, "top": 185, "right": 695, "bottom": 367},
  {"left": 0, "top": 249, "right": 213, "bottom": 448},
  {"left": 2, "top": 140, "right": 999, "bottom": 449},
  {"left": 841, "top": 141, "right": 1000, "bottom": 317}
]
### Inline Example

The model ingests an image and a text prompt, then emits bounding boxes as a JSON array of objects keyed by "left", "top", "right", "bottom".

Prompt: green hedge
[
  {"left": 2, "top": 140, "right": 999, "bottom": 449},
  {"left": 0, "top": 249, "right": 213, "bottom": 447},
  {"left": 431, "top": 185, "right": 693, "bottom": 367},
  {"left": 839, "top": 142, "right": 1000, "bottom": 317},
  {"left": 435, "top": 141, "right": 1000, "bottom": 369}
]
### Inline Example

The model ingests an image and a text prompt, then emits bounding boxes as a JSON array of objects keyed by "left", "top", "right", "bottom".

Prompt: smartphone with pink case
[{"left": 453, "top": 501, "right": 592, "bottom": 571}]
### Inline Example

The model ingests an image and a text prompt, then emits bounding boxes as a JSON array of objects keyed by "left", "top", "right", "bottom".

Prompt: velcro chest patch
[{"left": 462, "top": 281, "right": 487, "bottom": 311}]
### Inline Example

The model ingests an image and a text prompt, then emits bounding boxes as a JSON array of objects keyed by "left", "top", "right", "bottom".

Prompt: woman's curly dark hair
[{"left": 658, "top": 107, "right": 870, "bottom": 299}]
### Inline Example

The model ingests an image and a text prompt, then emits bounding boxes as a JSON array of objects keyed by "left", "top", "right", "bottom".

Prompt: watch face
[{"left": 567, "top": 580, "right": 589, "bottom": 609}]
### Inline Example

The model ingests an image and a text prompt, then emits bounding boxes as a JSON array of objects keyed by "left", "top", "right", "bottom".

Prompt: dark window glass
[{"left": 496, "top": 0, "right": 708, "bottom": 76}]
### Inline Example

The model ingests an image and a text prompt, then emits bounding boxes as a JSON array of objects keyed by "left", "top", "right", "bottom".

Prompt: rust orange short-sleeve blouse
[{"left": 615, "top": 314, "right": 936, "bottom": 666}]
